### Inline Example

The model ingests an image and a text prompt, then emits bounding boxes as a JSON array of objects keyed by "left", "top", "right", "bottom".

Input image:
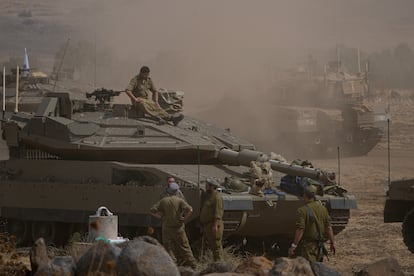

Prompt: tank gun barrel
[{"left": 218, "top": 148, "right": 328, "bottom": 181}]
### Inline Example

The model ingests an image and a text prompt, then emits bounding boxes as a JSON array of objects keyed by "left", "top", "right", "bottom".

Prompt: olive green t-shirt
[
  {"left": 296, "top": 200, "right": 331, "bottom": 241},
  {"left": 151, "top": 195, "right": 192, "bottom": 228},
  {"left": 126, "top": 74, "right": 156, "bottom": 100},
  {"left": 200, "top": 192, "right": 224, "bottom": 224}
]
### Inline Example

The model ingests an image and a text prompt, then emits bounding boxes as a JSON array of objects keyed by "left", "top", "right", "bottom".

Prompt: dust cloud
[
  {"left": 18, "top": 0, "right": 413, "bottom": 99},
  {"left": 1, "top": 0, "right": 414, "bottom": 154}
]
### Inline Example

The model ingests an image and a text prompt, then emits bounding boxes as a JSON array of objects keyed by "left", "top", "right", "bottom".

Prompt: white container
[{"left": 87, "top": 215, "right": 118, "bottom": 242}]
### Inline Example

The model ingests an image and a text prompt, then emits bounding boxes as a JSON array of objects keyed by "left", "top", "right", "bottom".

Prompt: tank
[
  {"left": 265, "top": 59, "right": 389, "bottom": 158},
  {"left": 0, "top": 90, "right": 357, "bottom": 251},
  {"left": 384, "top": 178, "right": 414, "bottom": 253}
]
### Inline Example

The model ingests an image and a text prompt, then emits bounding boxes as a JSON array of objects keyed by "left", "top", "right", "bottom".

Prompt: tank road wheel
[
  {"left": 6, "top": 219, "right": 32, "bottom": 246},
  {"left": 402, "top": 208, "right": 414, "bottom": 253}
]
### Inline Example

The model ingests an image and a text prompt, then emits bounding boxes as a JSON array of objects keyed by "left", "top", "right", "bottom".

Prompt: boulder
[
  {"left": 76, "top": 240, "right": 121, "bottom": 275},
  {"left": 311, "top": 262, "right": 341, "bottom": 276},
  {"left": 354, "top": 257, "right": 405, "bottom": 276},
  {"left": 235, "top": 256, "right": 274, "bottom": 275},
  {"left": 200, "top": 261, "right": 235, "bottom": 275},
  {"left": 35, "top": 256, "right": 76, "bottom": 276},
  {"left": 30, "top": 238, "right": 50, "bottom": 274},
  {"left": 202, "top": 273, "right": 245, "bottom": 276},
  {"left": 269, "top": 257, "right": 314, "bottom": 276},
  {"left": 178, "top": 265, "right": 197, "bottom": 276},
  {"left": 115, "top": 235, "right": 179, "bottom": 276}
]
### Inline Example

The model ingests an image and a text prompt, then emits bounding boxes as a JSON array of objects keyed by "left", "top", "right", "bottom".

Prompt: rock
[
  {"left": 35, "top": 256, "right": 76, "bottom": 276},
  {"left": 76, "top": 240, "right": 121, "bottom": 275},
  {"left": 269, "top": 257, "right": 314, "bottom": 276},
  {"left": 178, "top": 265, "right": 196, "bottom": 276},
  {"left": 115, "top": 235, "right": 179, "bottom": 276},
  {"left": 235, "top": 256, "right": 274, "bottom": 275},
  {"left": 30, "top": 238, "right": 50, "bottom": 274},
  {"left": 354, "top": 257, "right": 405, "bottom": 276},
  {"left": 200, "top": 261, "right": 236, "bottom": 275},
  {"left": 311, "top": 262, "right": 341, "bottom": 276},
  {"left": 202, "top": 273, "right": 244, "bottom": 276}
]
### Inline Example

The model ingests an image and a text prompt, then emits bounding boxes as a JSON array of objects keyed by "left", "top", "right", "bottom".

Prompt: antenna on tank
[
  {"left": 336, "top": 45, "right": 341, "bottom": 73},
  {"left": 2, "top": 66, "right": 5, "bottom": 118},
  {"left": 387, "top": 118, "right": 391, "bottom": 186},
  {"left": 197, "top": 145, "right": 201, "bottom": 191},
  {"left": 337, "top": 146, "right": 341, "bottom": 186},
  {"left": 94, "top": 32, "right": 97, "bottom": 89},
  {"left": 357, "top": 47, "right": 361, "bottom": 73},
  {"left": 53, "top": 38, "right": 70, "bottom": 92},
  {"left": 15, "top": 66, "right": 19, "bottom": 113}
]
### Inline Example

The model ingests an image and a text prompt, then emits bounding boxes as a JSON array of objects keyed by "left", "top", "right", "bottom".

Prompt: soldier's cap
[
  {"left": 140, "top": 66, "right": 150, "bottom": 73},
  {"left": 206, "top": 178, "right": 220, "bottom": 187},
  {"left": 167, "top": 182, "right": 179, "bottom": 194},
  {"left": 303, "top": 185, "right": 317, "bottom": 198}
]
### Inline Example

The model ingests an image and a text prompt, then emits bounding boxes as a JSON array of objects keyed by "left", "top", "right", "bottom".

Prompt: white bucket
[{"left": 87, "top": 215, "right": 118, "bottom": 242}]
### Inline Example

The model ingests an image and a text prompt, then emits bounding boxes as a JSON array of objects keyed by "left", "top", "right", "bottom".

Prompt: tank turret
[
  {"left": 0, "top": 92, "right": 356, "bottom": 251},
  {"left": 262, "top": 56, "right": 389, "bottom": 158}
]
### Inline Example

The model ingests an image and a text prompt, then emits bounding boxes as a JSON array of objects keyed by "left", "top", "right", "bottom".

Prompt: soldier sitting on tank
[{"left": 125, "top": 66, "right": 184, "bottom": 125}]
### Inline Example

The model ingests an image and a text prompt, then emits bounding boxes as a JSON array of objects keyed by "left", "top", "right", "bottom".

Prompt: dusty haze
[
  {"left": 1, "top": 1, "right": 414, "bottom": 274},
  {"left": 1, "top": 0, "right": 414, "bottom": 152}
]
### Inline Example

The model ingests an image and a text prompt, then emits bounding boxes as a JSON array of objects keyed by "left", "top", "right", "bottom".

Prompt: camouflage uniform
[
  {"left": 126, "top": 74, "right": 171, "bottom": 120},
  {"left": 150, "top": 196, "right": 196, "bottom": 268},
  {"left": 295, "top": 200, "right": 331, "bottom": 263},
  {"left": 200, "top": 191, "right": 224, "bottom": 261}
]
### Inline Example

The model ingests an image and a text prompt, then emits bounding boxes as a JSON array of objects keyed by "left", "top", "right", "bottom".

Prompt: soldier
[
  {"left": 200, "top": 178, "right": 224, "bottom": 261},
  {"left": 150, "top": 183, "right": 197, "bottom": 268},
  {"left": 125, "top": 66, "right": 184, "bottom": 125},
  {"left": 288, "top": 185, "right": 336, "bottom": 263},
  {"left": 159, "top": 176, "right": 186, "bottom": 200}
]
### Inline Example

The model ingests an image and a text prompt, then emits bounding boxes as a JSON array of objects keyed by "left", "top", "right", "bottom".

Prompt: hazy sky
[
  {"left": 1, "top": 0, "right": 413, "bottom": 154},
  {"left": 1, "top": 0, "right": 414, "bottom": 105}
]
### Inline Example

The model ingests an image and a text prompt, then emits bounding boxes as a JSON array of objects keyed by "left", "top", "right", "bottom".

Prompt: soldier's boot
[
  {"left": 156, "top": 117, "right": 167, "bottom": 125},
  {"left": 170, "top": 113, "right": 184, "bottom": 126}
]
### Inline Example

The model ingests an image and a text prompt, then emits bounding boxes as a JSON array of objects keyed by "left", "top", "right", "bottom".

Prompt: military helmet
[
  {"left": 140, "top": 66, "right": 150, "bottom": 73},
  {"left": 206, "top": 178, "right": 220, "bottom": 187}
]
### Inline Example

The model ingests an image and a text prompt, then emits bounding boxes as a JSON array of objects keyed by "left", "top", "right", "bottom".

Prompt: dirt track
[{"left": 311, "top": 97, "right": 414, "bottom": 275}]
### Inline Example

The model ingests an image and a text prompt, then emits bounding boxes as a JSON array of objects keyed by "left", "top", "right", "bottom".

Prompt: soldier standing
[
  {"left": 288, "top": 185, "right": 336, "bottom": 263},
  {"left": 150, "top": 183, "right": 197, "bottom": 268},
  {"left": 200, "top": 178, "right": 224, "bottom": 261},
  {"left": 125, "top": 66, "right": 183, "bottom": 125}
]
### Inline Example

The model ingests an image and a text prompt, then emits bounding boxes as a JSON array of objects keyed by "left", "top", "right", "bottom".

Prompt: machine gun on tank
[{"left": 86, "top": 88, "right": 122, "bottom": 105}]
